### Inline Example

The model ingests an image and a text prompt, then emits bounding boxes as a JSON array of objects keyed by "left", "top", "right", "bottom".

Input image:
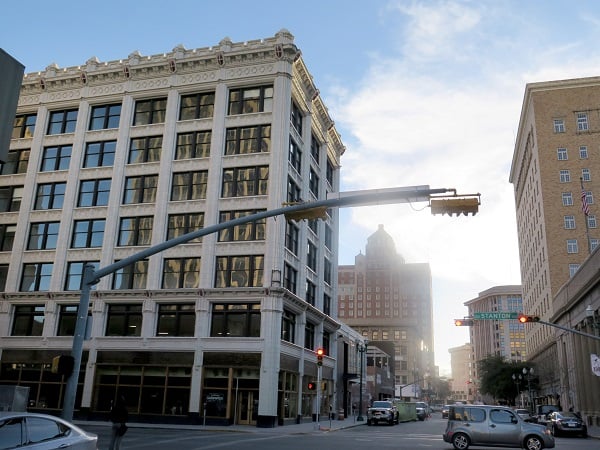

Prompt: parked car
[
  {"left": 514, "top": 408, "right": 537, "bottom": 422},
  {"left": 547, "top": 411, "right": 587, "bottom": 437},
  {"left": 443, "top": 404, "right": 555, "bottom": 450},
  {"left": 415, "top": 401, "right": 429, "bottom": 421},
  {"left": 0, "top": 412, "right": 98, "bottom": 449},
  {"left": 442, "top": 404, "right": 451, "bottom": 419},
  {"left": 367, "top": 400, "right": 399, "bottom": 426},
  {"left": 536, "top": 404, "right": 560, "bottom": 425}
]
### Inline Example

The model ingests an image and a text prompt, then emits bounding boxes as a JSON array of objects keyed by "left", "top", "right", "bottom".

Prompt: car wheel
[
  {"left": 451, "top": 432, "right": 470, "bottom": 450},
  {"left": 523, "top": 436, "right": 543, "bottom": 450}
]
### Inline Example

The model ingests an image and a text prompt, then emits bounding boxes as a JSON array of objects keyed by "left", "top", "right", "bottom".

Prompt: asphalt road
[{"left": 83, "top": 414, "right": 597, "bottom": 450}]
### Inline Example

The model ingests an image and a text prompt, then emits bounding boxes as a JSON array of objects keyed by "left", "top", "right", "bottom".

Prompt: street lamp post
[
  {"left": 356, "top": 340, "right": 368, "bottom": 421},
  {"left": 522, "top": 367, "right": 534, "bottom": 412},
  {"left": 512, "top": 373, "right": 522, "bottom": 407}
]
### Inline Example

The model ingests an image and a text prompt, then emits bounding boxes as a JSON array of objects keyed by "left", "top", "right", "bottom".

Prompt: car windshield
[
  {"left": 372, "top": 401, "right": 391, "bottom": 408},
  {"left": 557, "top": 412, "right": 579, "bottom": 418}
]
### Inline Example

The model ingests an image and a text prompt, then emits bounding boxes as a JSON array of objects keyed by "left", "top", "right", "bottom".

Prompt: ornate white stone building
[{"left": 0, "top": 30, "right": 347, "bottom": 427}]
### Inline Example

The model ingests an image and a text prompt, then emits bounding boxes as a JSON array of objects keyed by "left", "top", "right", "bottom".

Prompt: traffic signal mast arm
[{"left": 522, "top": 316, "right": 600, "bottom": 342}]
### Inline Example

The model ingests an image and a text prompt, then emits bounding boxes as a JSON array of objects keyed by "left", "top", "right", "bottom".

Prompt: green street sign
[{"left": 473, "top": 312, "right": 518, "bottom": 320}]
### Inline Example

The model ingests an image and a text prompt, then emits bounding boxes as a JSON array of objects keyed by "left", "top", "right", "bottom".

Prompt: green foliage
[{"left": 477, "top": 355, "right": 537, "bottom": 405}]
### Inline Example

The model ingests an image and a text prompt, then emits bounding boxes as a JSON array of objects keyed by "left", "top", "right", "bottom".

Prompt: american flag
[{"left": 581, "top": 189, "right": 590, "bottom": 216}]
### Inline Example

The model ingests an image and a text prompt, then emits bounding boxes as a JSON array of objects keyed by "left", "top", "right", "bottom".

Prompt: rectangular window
[
  {"left": 289, "top": 139, "right": 302, "bottom": 173},
  {"left": 591, "top": 239, "right": 599, "bottom": 251},
  {"left": 228, "top": 85, "right": 273, "bottom": 115},
  {"left": 89, "top": 104, "right": 121, "bottom": 130},
  {"left": 323, "top": 293, "right": 331, "bottom": 316},
  {"left": 106, "top": 304, "right": 142, "bottom": 336},
  {"left": 577, "top": 112, "right": 589, "bottom": 131},
  {"left": 0, "top": 224, "right": 16, "bottom": 251},
  {"left": 12, "top": 305, "right": 45, "bottom": 336},
  {"left": 65, "top": 261, "right": 99, "bottom": 290},
  {"left": 71, "top": 219, "right": 105, "bottom": 248},
  {"left": 304, "top": 322, "right": 315, "bottom": 350},
  {"left": 225, "top": 125, "right": 271, "bottom": 155},
  {"left": 0, "top": 186, "right": 23, "bottom": 212},
  {"left": 112, "top": 260, "right": 148, "bottom": 289},
  {"left": 57, "top": 305, "right": 79, "bottom": 336},
  {"left": 562, "top": 192, "right": 573, "bottom": 206},
  {"left": 221, "top": 166, "right": 269, "bottom": 198},
  {"left": 118, "top": 216, "right": 153, "bottom": 246},
  {"left": 167, "top": 213, "right": 204, "bottom": 242},
  {"left": 309, "top": 168, "right": 319, "bottom": 197},
  {"left": 584, "top": 191, "right": 594, "bottom": 206},
  {"left": 325, "top": 224, "right": 332, "bottom": 250},
  {"left": 78, "top": 179, "right": 111, "bottom": 207},
  {"left": 326, "top": 158, "right": 334, "bottom": 186},
  {"left": 559, "top": 170, "right": 570, "bottom": 183},
  {"left": 40, "top": 145, "right": 72, "bottom": 171},
  {"left": 218, "top": 210, "right": 266, "bottom": 241},
  {"left": 582, "top": 168, "right": 591, "bottom": 182},
  {"left": 179, "top": 92, "right": 215, "bottom": 120},
  {"left": 0, "top": 149, "right": 29, "bottom": 174},
  {"left": 291, "top": 101, "right": 303, "bottom": 134},
  {"left": 287, "top": 178, "right": 301, "bottom": 203},
  {"left": 563, "top": 215, "right": 575, "bottom": 230},
  {"left": 557, "top": 148, "right": 567, "bottom": 160},
  {"left": 211, "top": 303, "right": 261, "bottom": 337},
  {"left": 214, "top": 255, "right": 264, "bottom": 288},
  {"left": 123, "top": 175, "right": 158, "bottom": 204},
  {"left": 47, "top": 109, "right": 78, "bottom": 135},
  {"left": 567, "top": 239, "right": 579, "bottom": 253},
  {"left": 307, "top": 241, "right": 317, "bottom": 272},
  {"left": 162, "top": 258, "right": 201, "bottom": 289},
  {"left": 128, "top": 136, "right": 162, "bottom": 164},
  {"left": 285, "top": 222, "right": 299, "bottom": 255},
  {"left": 588, "top": 215, "right": 597, "bottom": 229},
  {"left": 133, "top": 98, "right": 167, "bottom": 125},
  {"left": 12, "top": 113, "right": 37, "bottom": 139},
  {"left": 324, "top": 258, "right": 332, "bottom": 285},
  {"left": 569, "top": 264, "right": 580, "bottom": 277},
  {"left": 175, "top": 131, "right": 211, "bottom": 159},
  {"left": 171, "top": 170, "right": 208, "bottom": 201},
  {"left": 311, "top": 134, "right": 320, "bottom": 162},
  {"left": 580, "top": 146, "right": 588, "bottom": 159},
  {"left": 83, "top": 141, "right": 116, "bottom": 167},
  {"left": 281, "top": 310, "right": 295, "bottom": 343},
  {"left": 27, "top": 222, "right": 60, "bottom": 250},
  {"left": 553, "top": 119, "right": 565, "bottom": 133},
  {"left": 284, "top": 263, "right": 297, "bottom": 294},
  {"left": 306, "top": 280, "right": 316, "bottom": 305},
  {"left": 156, "top": 304, "right": 195, "bottom": 337},
  {"left": 34, "top": 182, "right": 66, "bottom": 209},
  {"left": 0, "top": 264, "right": 7, "bottom": 291},
  {"left": 20, "top": 262, "right": 53, "bottom": 291}
]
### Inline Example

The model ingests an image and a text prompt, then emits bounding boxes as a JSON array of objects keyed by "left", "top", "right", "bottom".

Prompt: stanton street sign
[{"left": 473, "top": 312, "right": 518, "bottom": 320}]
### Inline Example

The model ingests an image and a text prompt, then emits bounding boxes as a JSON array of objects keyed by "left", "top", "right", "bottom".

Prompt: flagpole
[{"left": 580, "top": 177, "right": 592, "bottom": 255}]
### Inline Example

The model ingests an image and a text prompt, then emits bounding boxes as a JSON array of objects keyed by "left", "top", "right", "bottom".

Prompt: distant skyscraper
[
  {"left": 510, "top": 77, "right": 600, "bottom": 400},
  {"left": 338, "top": 224, "right": 434, "bottom": 397}
]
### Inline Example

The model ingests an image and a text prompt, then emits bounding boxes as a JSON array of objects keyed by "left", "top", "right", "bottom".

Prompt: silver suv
[
  {"left": 366, "top": 400, "right": 399, "bottom": 426},
  {"left": 443, "top": 404, "right": 555, "bottom": 450}
]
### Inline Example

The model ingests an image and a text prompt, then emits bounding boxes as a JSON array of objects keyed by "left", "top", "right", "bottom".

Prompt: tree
[{"left": 478, "top": 355, "right": 537, "bottom": 405}]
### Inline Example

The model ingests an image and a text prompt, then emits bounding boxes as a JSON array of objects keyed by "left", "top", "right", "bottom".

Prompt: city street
[{"left": 82, "top": 414, "right": 597, "bottom": 450}]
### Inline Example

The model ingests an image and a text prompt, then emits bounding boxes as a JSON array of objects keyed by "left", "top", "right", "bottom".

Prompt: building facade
[
  {"left": 337, "top": 224, "right": 434, "bottom": 401},
  {"left": 448, "top": 343, "right": 476, "bottom": 403},
  {"left": 510, "top": 77, "right": 600, "bottom": 409},
  {"left": 0, "top": 30, "right": 347, "bottom": 427},
  {"left": 464, "top": 285, "right": 526, "bottom": 364}
]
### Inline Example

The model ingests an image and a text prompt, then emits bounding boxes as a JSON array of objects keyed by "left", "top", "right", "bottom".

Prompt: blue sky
[{"left": 4, "top": 0, "right": 600, "bottom": 376}]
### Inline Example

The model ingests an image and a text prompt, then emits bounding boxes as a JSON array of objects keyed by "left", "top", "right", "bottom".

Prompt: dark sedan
[{"left": 547, "top": 411, "right": 587, "bottom": 437}]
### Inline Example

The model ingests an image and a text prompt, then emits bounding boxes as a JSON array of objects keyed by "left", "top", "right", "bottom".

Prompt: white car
[{"left": 0, "top": 412, "right": 98, "bottom": 449}]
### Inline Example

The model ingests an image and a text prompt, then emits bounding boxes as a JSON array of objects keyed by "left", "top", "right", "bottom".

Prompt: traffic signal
[
  {"left": 307, "top": 382, "right": 316, "bottom": 390},
  {"left": 518, "top": 314, "right": 540, "bottom": 323},
  {"left": 454, "top": 318, "right": 475, "bottom": 326},
  {"left": 430, "top": 196, "right": 480, "bottom": 216},
  {"left": 316, "top": 347, "right": 325, "bottom": 366},
  {"left": 51, "top": 355, "right": 75, "bottom": 376},
  {"left": 284, "top": 205, "right": 329, "bottom": 221}
]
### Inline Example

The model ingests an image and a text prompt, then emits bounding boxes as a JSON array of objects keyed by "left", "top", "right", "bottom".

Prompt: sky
[{"left": 4, "top": 0, "right": 600, "bottom": 376}]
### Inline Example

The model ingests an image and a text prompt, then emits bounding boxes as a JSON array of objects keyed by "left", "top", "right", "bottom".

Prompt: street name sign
[{"left": 473, "top": 312, "right": 518, "bottom": 320}]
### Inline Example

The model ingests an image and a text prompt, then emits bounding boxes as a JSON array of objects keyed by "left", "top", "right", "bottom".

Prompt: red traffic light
[
  {"left": 307, "top": 382, "right": 316, "bottom": 390},
  {"left": 454, "top": 319, "right": 474, "bottom": 326},
  {"left": 518, "top": 314, "right": 540, "bottom": 323}
]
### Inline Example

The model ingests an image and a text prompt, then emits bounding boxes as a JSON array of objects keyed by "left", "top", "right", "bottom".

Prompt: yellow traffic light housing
[
  {"left": 454, "top": 318, "right": 475, "bottom": 326},
  {"left": 518, "top": 314, "right": 540, "bottom": 323},
  {"left": 316, "top": 347, "right": 325, "bottom": 366},
  {"left": 284, "top": 205, "right": 329, "bottom": 221},
  {"left": 430, "top": 195, "right": 480, "bottom": 216}
]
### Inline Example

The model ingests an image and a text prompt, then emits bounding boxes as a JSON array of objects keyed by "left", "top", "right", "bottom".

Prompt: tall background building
[
  {"left": 337, "top": 224, "right": 434, "bottom": 401},
  {"left": 448, "top": 343, "right": 475, "bottom": 403},
  {"left": 510, "top": 77, "right": 600, "bottom": 407},
  {"left": 0, "top": 30, "right": 348, "bottom": 427}
]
